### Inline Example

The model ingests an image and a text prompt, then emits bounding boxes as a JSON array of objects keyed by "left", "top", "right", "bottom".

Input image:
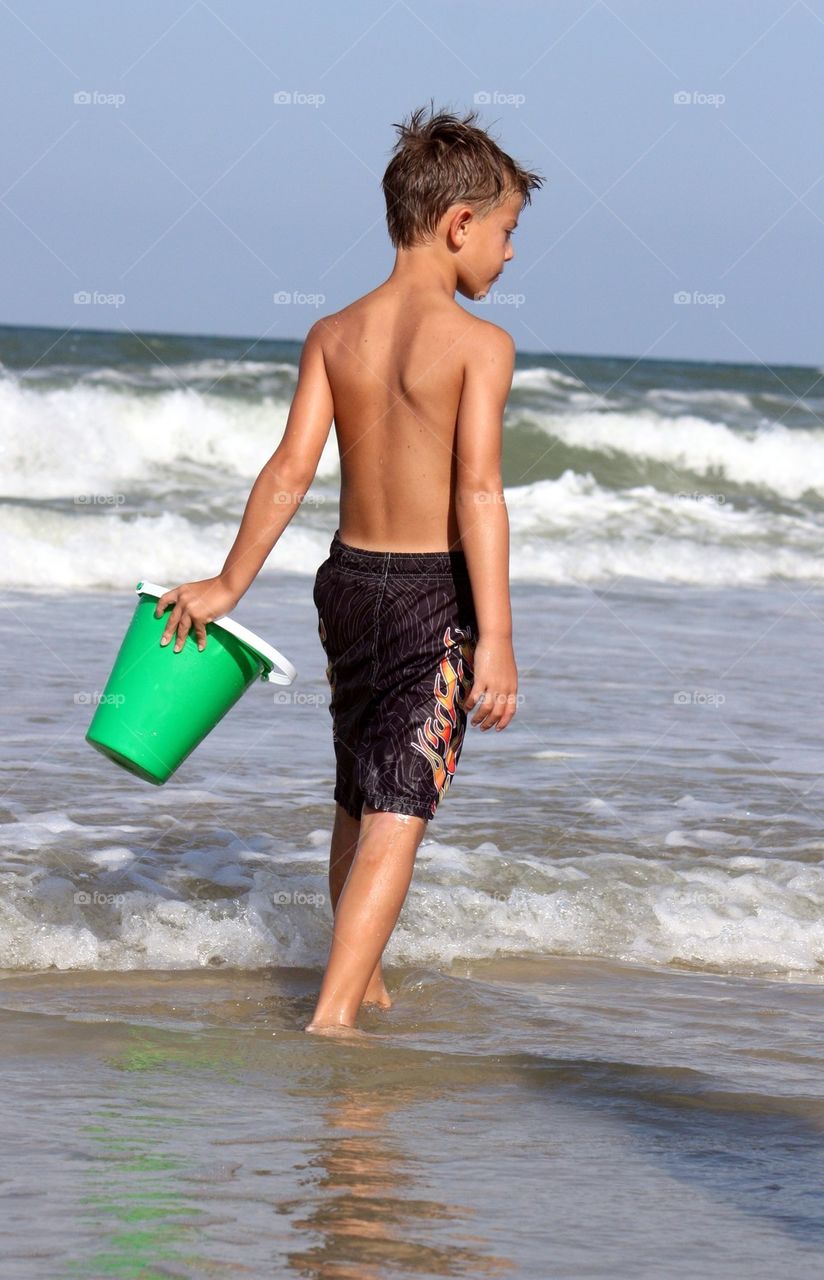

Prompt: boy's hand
[
  {"left": 154, "top": 577, "right": 239, "bottom": 653},
  {"left": 464, "top": 636, "right": 518, "bottom": 731}
]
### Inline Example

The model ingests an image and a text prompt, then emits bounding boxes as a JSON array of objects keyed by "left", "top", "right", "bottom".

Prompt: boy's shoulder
[
  {"left": 302, "top": 297, "right": 368, "bottom": 349},
  {"left": 464, "top": 312, "right": 516, "bottom": 359},
  {"left": 307, "top": 295, "right": 514, "bottom": 362}
]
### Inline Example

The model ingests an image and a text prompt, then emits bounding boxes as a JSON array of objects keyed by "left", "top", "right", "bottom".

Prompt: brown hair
[{"left": 382, "top": 101, "right": 545, "bottom": 250}]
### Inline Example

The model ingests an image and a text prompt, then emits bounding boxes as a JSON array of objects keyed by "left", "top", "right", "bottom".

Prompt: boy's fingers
[
  {"left": 158, "top": 603, "right": 207, "bottom": 652},
  {"left": 469, "top": 690, "right": 489, "bottom": 724},
  {"left": 160, "top": 604, "right": 182, "bottom": 645},
  {"left": 477, "top": 691, "right": 516, "bottom": 731},
  {"left": 472, "top": 694, "right": 497, "bottom": 729},
  {"left": 173, "top": 615, "right": 192, "bottom": 652},
  {"left": 495, "top": 703, "right": 517, "bottom": 731},
  {"left": 495, "top": 693, "right": 518, "bottom": 729},
  {"left": 466, "top": 685, "right": 518, "bottom": 728},
  {"left": 154, "top": 590, "right": 178, "bottom": 618}
]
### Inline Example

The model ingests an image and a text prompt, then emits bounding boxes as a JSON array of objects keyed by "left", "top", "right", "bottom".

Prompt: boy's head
[{"left": 381, "top": 102, "right": 544, "bottom": 253}]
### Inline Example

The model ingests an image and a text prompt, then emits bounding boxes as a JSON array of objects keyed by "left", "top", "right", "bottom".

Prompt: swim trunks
[{"left": 312, "top": 529, "right": 478, "bottom": 821}]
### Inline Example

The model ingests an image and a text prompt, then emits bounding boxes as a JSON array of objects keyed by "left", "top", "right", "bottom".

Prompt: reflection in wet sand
[{"left": 280, "top": 1083, "right": 514, "bottom": 1279}]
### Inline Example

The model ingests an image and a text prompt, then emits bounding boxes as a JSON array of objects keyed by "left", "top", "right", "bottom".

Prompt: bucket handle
[
  {"left": 136, "top": 581, "right": 298, "bottom": 687},
  {"left": 260, "top": 649, "right": 297, "bottom": 686}
]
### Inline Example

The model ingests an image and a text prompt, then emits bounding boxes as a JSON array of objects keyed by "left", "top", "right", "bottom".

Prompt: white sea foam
[
  {"left": 0, "top": 376, "right": 339, "bottom": 499},
  {"left": 0, "top": 505, "right": 335, "bottom": 589},
  {"left": 3, "top": 369, "right": 824, "bottom": 589},
  {"left": 2, "top": 815, "right": 823, "bottom": 976},
  {"left": 2, "top": 468, "right": 822, "bottom": 589},
  {"left": 526, "top": 408, "right": 824, "bottom": 499},
  {"left": 504, "top": 471, "right": 824, "bottom": 585},
  {"left": 23, "top": 358, "right": 300, "bottom": 389},
  {"left": 511, "top": 367, "right": 584, "bottom": 391},
  {"left": 645, "top": 387, "right": 755, "bottom": 412}
]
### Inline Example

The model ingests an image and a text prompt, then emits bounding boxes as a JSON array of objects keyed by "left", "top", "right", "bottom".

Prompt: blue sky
[{"left": 1, "top": 0, "right": 822, "bottom": 365}]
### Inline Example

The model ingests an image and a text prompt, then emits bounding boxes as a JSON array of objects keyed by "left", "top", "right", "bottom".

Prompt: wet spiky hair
[{"left": 381, "top": 100, "right": 544, "bottom": 250}]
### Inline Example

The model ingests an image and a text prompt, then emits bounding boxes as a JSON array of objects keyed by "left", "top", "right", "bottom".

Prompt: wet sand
[{"left": 3, "top": 957, "right": 824, "bottom": 1278}]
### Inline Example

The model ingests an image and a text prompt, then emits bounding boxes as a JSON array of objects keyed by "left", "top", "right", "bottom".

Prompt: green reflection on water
[{"left": 62, "top": 1027, "right": 226, "bottom": 1279}]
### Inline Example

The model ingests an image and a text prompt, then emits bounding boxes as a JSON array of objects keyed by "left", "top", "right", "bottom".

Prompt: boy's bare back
[{"left": 318, "top": 285, "right": 501, "bottom": 554}]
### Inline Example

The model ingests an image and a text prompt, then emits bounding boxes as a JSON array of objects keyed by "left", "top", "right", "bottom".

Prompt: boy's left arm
[{"left": 156, "top": 320, "right": 334, "bottom": 651}]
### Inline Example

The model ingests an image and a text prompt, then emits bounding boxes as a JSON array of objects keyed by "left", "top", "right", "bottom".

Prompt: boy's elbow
[
  {"left": 456, "top": 478, "right": 505, "bottom": 503},
  {"left": 284, "top": 461, "right": 316, "bottom": 494},
  {"left": 456, "top": 483, "right": 506, "bottom": 520},
  {"left": 263, "top": 450, "right": 316, "bottom": 494}
]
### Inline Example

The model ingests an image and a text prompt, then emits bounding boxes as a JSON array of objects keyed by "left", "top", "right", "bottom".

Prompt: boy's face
[{"left": 453, "top": 190, "right": 523, "bottom": 302}]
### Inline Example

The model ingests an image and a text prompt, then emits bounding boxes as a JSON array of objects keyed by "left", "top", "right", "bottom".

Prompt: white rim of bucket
[{"left": 135, "top": 581, "right": 297, "bottom": 686}]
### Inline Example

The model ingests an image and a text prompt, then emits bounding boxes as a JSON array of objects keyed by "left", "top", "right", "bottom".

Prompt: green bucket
[{"left": 85, "top": 580, "right": 297, "bottom": 785}]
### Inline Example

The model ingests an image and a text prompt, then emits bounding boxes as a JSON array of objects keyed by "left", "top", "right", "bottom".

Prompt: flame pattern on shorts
[{"left": 411, "top": 625, "right": 475, "bottom": 815}]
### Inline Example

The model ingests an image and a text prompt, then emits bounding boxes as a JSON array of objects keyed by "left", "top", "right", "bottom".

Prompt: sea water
[{"left": 2, "top": 324, "right": 824, "bottom": 1278}]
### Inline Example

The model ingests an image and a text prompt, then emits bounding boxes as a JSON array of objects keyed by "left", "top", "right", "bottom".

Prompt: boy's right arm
[{"left": 454, "top": 324, "right": 518, "bottom": 732}]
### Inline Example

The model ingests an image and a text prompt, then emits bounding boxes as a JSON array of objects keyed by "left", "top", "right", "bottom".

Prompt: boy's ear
[{"left": 445, "top": 204, "right": 474, "bottom": 250}]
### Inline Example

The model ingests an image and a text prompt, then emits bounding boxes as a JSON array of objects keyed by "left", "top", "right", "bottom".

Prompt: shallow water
[
  {"left": 3, "top": 959, "right": 824, "bottom": 1279},
  {"left": 3, "top": 578, "right": 824, "bottom": 975}
]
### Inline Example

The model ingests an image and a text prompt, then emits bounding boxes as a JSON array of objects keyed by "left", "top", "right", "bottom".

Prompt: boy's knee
[
  {"left": 362, "top": 802, "right": 426, "bottom": 828},
  {"left": 354, "top": 807, "right": 427, "bottom": 862}
]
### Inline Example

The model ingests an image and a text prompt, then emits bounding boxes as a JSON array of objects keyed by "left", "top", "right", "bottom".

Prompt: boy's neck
[{"left": 384, "top": 248, "right": 457, "bottom": 298}]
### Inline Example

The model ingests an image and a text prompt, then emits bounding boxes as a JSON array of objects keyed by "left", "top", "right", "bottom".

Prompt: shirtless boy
[{"left": 155, "top": 105, "right": 544, "bottom": 1036}]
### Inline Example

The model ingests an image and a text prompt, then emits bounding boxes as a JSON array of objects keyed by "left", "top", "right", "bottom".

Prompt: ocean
[{"left": 2, "top": 322, "right": 824, "bottom": 1278}]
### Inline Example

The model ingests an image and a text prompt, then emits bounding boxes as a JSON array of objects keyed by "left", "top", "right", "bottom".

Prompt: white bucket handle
[{"left": 136, "top": 581, "right": 297, "bottom": 687}]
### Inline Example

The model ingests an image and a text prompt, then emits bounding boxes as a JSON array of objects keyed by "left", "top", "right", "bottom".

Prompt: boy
[{"left": 155, "top": 105, "right": 544, "bottom": 1037}]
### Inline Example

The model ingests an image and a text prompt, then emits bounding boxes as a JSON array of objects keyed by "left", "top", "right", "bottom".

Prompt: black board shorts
[{"left": 312, "top": 529, "right": 478, "bottom": 821}]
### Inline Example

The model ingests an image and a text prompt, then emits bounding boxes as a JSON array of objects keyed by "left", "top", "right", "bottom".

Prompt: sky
[{"left": 1, "top": 0, "right": 822, "bottom": 366}]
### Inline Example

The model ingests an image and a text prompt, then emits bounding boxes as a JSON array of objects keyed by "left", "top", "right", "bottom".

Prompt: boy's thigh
[
  {"left": 313, "top": 561, "right": 376, "bottom": 662},
  {"left": 313, "top": 562, "right": 377, "bottom": 718},
  {"left": 313, "top": 561, "right": 378, "bottom": 815}
]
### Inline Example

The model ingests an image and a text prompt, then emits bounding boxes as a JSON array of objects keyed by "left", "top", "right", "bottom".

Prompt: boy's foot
[
  {"left": 304, "top": 1021, "right": 368, "bottom": 1039},
  {"left": 361, "top": 980, "right": 392, "bottom": 1009}
]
